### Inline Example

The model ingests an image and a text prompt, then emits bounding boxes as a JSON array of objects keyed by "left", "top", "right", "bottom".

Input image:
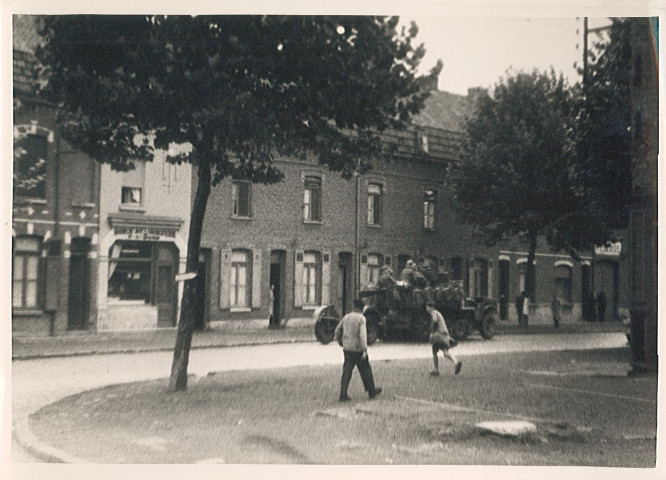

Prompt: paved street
[{"left": 11, "top": 331, "right": 628, "bottom": 464}]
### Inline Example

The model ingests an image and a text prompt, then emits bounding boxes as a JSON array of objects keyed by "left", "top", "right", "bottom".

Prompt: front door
[
  {"left": 68, "top": 238, "right": 90, "bottom": 330},
  {"left": 498, "top": 259, "right": 509, "bottom": 320},
  {"left": 269, "top": 250, "right": 285, "bottom": 327},
  {"left": 194, "top": 250, "right": 209, "bottom": 330},
  {"left": 338, "top": 252, "right": 352, "bottom": 315},
  {"left": 154, "top": 244, "right": 178, "bottom": 327}
]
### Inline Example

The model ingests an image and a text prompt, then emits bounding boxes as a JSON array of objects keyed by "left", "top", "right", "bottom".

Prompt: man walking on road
[
  {"left": 427, "top": 301, "right": 462, "bottom": 376},
  {"left": 334, "top": 299, "right": 382, "bottom": 402}
]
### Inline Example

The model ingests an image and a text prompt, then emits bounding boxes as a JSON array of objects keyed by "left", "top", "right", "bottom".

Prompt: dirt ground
[{"left": 30, "top": 347, "right": 656, "bottom": 465}]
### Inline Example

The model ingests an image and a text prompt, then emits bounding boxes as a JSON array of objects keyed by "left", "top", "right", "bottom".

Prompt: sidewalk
[{"left": 12, "top": 320, "right": 625, "bottom": 360}]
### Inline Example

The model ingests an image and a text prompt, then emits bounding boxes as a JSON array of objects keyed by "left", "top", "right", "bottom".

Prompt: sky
[{"left": 403, "top": 16, "right": 612, "bottom": 96}]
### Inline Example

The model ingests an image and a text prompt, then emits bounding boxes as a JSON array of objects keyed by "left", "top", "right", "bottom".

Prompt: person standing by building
[
  {"left": 596, "top": 291, "right": 608, "bottom": 323},
  {"left": 426, "top": 301, "right": 462, "bottom": 376},
  {"left": 400, "top": 259, "right": 418, "bottom": 287},
  {"left": 551, "top": 293, "right": 561, "bottom": 329},
  {"left": 522, "top": 293, "right": 530, "bottom": 328},
  {"left": 333, "top": 299, "right": 382, "bottom": 402},
  {"left": 515, "top": 291, "right": 525, "bottom": 326}
]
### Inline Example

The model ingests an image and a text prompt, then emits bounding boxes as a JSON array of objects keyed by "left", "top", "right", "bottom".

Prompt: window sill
[
  {"left": 14, "top": 198, "right": 47, "bottom": 206},
  {"left": 301, "top": 305, "right": 319, "bottom": 311},
  {"left": 71, "top": 202, "right": 96, "bottom": 209},
  {"left": 13, "top": 309, "right": 44, "bottom": 316},
  {"left": 119, "top": 205, "right": 145, "bottom": 213},
  {"left": 367, "top": 223, "right": 383, "bottom": 229},
  {"left": 423, "top": 228, "right": 437, "bottom": 233},
  {"left": 303, "top": 220, "right": 322, "bottom": 225},
  {"left": 107, "top": 299, "right": 149, "bottom": 306},
  {"left": 230, "top": 307, "right": 251, "bottom": 313},
  {"left": 231, "top": 215, "right": 253, "bottom": 221}
]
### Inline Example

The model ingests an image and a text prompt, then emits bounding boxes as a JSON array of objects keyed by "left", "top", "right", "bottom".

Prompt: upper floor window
[
  {"left": 14, "top": 133, "right": 47, "bottom": 199},
  {"left": 13, "top": 236, "right": 41, "bottom": 309},
  {"left": 230, "top": 249, "right": 251, "bottom": 308},
  {"left": 303, "top": 176, "right": 322, "bottom": 222},
  {"left": 423, "top": 189, "right": 436, "bottom": 230},
  {"left": 232, "top": 181, "right": 252, "bottom": 218},
  {"left": 367, "top": 183, "right": 382, "bottom": 226},
  {"left": 120, "top": 161, "right": 145, "bottom": 208}
]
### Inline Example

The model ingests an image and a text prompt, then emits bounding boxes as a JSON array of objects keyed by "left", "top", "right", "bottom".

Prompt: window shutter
[
  {"left": 321, "top": 250, "right": 330, "bottom": 305},
  {"left": 252, "top": 249, "right": 262, "bottom": 308},
  {"left": 219, "top": 249, "right": 232, "bottom": 309},
  {"left": 360, "top": 262, "right": 368, "bottom": 286},
  {"left": 487, "top": 260, "right": 495, "bottom": 299},
  {"left": 294, "top": 250, "right": 304, "bottom": 307}
]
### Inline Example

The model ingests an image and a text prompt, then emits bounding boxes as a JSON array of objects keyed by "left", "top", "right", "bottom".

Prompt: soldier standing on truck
[{"left": 426, "top": 301, "right": 462, "bottom": 376}]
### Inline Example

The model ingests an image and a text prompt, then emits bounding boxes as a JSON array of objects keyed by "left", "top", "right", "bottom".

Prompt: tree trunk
[
  {"left": 526, "top": 231, "right": 537, "bottom": 301},
  {"left": 169, "top": 161, "right": 211, "bottom": 391}
]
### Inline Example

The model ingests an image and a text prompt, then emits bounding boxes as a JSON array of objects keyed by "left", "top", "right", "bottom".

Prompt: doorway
[
  {"left": 154, "top": 243, "right": 178, "bottom": 327},
  {"left": 498, "top": 259, "right": 509, "bottom": 320},
  {"left": 194, "top": 249, "right": 209, "bottom": 330},
  {"left": 594, "top": 260, "right": 619, "bottom": 322},
  {"left": 338, "top": 252, "right": 353, "bottom": 315},
  {"left": 270, "top": 250, "right": 285, "bottom": 327},
  {"left": 68, "top": 237, "right": 90, "bottom": 330}
]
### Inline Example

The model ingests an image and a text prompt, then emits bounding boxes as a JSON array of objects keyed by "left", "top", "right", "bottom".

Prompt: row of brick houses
[{"left": 12, "top": 16, "right": 633, "bottom": 337}]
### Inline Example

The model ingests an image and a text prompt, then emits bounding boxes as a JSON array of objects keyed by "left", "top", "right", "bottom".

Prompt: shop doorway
[
  {"left": 68, "top": 237, "right": 90, "bottom": 330},
  {"left": 594, "top": 260, "right": 619, "bottom": 322},
  {"left": 338, "top": 252, "right": 353, "bottom": 315},
  {"left": 270, "top": 250, "right": 285, "bottom": 327},
  {"left": 155, "top": 244, "right": 178, "bottom": 327}
]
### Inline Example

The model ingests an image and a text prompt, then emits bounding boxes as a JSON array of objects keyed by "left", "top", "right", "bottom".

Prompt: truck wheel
[
  {"left": 450, "top": 317, "right": 470, "bottom": 341},
  {"left": 480, "top": 312, "right": 497, "bottom": 340},
  {"left": 314, "top": 318, "right": 336, "bottom": 344},
  {"left": 364, "top": 312, "right": 380, "bottom": 345}
]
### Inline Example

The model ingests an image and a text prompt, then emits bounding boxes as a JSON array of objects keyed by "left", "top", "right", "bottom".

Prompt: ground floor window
[
  {"left": 230, "top": 249, "right": 251, "bottom": 307},
  {"left": 554, "top": 264, "right": 573, "bottom": 303},
  {"left": 108, "top": 242, "right": 152, "bottom": 303},
  {"left": 13, "top": 236, "right": 41, "bottom": 308}
]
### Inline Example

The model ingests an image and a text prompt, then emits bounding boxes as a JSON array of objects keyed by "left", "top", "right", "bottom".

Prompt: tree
[
  {"left": 450, "top": 70, "right": 579, "bottom": 299},
  {"left": 35, "top": 15, "right": 440, "bottom": 391}
]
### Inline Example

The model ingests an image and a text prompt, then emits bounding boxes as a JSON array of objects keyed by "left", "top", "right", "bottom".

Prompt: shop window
[
  {"left": 423, "top": 189, "right": 436, "bottom": 230},
  {"left": 303, "top": 176, "right": 322, "bottom": 222},
  {"left": 14, "top": 133, "right": 47, "bottom": 199},
  {"left": 554, "top": 264, "right": 573, "bottom": 303},
  {"left": 367, "top": 183, "right": 382, "bottom": 225},
  {"left": 232, "top": 181, "right": 251, "bottom": 218},
  {"left": 120, "top": 161, "right": 145, "bottom": 207},
  {"left": 12, "top": 237, "right": 41, "bottom": 308},
  {"left": 302, "top": 251, "right": 320, "bottom": 306},
  {"left": 230, "top": 249, "right": 251, "bottom": 308},
  {"left": 108, "top": 242, "right": 152, "bottom": 303}
]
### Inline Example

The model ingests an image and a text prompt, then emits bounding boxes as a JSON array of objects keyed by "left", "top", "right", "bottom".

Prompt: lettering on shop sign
[
  {"left": 114, "top": 226, "right": 177, "bottom": 241},
  {"left": 594, "top": 241, "right": 622, "bottom": 257}
]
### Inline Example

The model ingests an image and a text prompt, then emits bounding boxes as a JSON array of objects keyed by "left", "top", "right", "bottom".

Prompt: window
[
  {"left": 13, "top": 237, "right": 41, "bottom": 308},
  {"left": 232, "top": 181, "right": 251, "bottom": 218},
  {"left": 230, "top": 250, "right": 251, "bottom": 308},
  {"left": 470, "top": 258, "right": 489, "bottom": 298},
  {"left": 367, "top": 183, "right": 382, "bottom": 225},
  {"left": 121, "top": 187, "right": 142, "bottom": 206},
  {"left": 120, "top": 161, "right": 145, "bottom": 207},
  {"left": 554, "top": 264, "right": 573, "bottom": 303},
  {"left": 366, "top": 254, "right": 382, "bottom": 285},
  {"left": 450, "top": 257, "right": 463, "bottom": 281},
  {"left": 108, "top": 242, "right": 152, "bottom": 303},
  {"left": 14, "top": 133, "right": 47, "bottom": 199},
  {"left": 423, "top": 189, "right": 436, "bottom": 230},
  {"left": 303, "top": 251, "right": 320, "bottom": 305},
  {"left": 303, "top": 176, "right": 322, "bottom": 222}
]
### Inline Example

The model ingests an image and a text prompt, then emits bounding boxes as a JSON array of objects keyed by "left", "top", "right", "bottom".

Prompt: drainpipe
[{"left": 355, "top": 159, "right": 361, "bottom": 300}]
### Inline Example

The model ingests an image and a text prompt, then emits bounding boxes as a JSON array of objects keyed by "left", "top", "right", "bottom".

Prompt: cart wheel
[{"left": 480, "top": 312, "right": 497, "bottom": 340}]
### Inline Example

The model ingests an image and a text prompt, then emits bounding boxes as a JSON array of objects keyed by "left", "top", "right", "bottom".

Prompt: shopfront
[{"left": 97, "top": 214, "right": 186, "bottom": 331}]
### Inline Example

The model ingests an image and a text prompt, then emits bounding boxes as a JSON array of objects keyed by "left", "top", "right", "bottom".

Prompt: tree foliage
[{"left": 35, "top": 15, "right": 439, "bottom": 390}]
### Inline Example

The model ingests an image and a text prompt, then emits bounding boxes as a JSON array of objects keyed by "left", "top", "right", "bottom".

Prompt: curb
[{"left": 14, "top": 417, "right": 90, "bottom": 464}]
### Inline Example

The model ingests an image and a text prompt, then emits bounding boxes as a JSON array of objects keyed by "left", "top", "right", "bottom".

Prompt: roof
[{"left": 412, "top": 90, "right": 477, "bottom": 133}]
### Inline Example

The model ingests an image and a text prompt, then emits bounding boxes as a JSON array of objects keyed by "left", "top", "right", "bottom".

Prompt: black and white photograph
[{"left": 3, "top": 1, "right": 662, "bottom": 478}]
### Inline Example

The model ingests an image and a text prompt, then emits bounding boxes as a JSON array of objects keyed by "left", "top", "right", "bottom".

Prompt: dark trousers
[{"left": 340, "top": 350, "right": 376, "bottom": 397}]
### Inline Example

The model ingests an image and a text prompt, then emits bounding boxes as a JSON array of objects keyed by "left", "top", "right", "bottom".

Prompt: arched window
[{"left": 554, "top": 263, "right": 573, "bottom": 303}]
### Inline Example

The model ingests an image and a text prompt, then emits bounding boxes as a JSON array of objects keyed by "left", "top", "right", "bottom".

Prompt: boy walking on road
[
  {"left": 426, "top": 301, "right": 462, "bottom": 376},
  {"left": 334, "top": 299, "right": 383, "bottom": 402}
]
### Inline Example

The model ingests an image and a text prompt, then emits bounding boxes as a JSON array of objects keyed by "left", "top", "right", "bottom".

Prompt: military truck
[{"left": 314, "top": 280, "right": 498, "bottom": 344}]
